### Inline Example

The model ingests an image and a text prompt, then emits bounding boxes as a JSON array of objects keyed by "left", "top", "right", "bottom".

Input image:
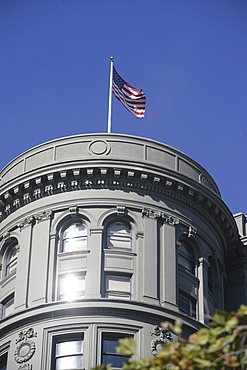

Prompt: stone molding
[
  {"left": 0, "top": 301, "right": 203, "bottom": 341},
  {"left": 0, "top": 166, "right": 236, "bottom": 248}
]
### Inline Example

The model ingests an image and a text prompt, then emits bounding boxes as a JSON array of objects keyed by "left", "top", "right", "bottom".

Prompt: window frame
[
  {"left": 178, "top": 291, "right": 196, "bottom": 318},
  {"left": 1, "top": 294, "right": 14, "bottom": 319},
  {"left": 101, "top": 333, "right": 133, "bottom": 369},
  {"left": 0, "top": 353, "right": 8, "bottom": 370},
  {"left": 51, "top": 333, "right": 84, "bottom": 370},
  {"left": 177, "top": 241, "right": 194, "bottom": 274},
  {"left": 57, "top": 272, "right": 86, "bottom": 302},
  {"left": 2, "top": 238, "right": 19, "bottom": 278}
]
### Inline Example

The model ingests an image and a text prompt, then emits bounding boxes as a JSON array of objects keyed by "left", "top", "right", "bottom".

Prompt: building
[{"left": 0, "top": 133, "right": 246, "bottom": 370}]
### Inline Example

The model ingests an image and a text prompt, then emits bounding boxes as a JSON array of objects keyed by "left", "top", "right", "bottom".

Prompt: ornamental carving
[
  {"left": 150, "top": 325, "right": 173, "bottom": 356},
  {"left": 14, "top": 328, "right": 37, "bottom": 365},
  {"left": 16, "top": 328, "right": 37, "bottom": 344},
  {"left": 18, "top": 365, "right": 32, "bottom": 370},
  {"left": 35, "top": 210, "right": 53, "bottom": 223},
  {"left": 18, "top": 216, "right": 35, "bottom": 230},
  {"left": 142, "top": 208, "right": 179, "bottom": 225},
  {"left": 188, "top": 225, "right": 197, "bottom": 238}
]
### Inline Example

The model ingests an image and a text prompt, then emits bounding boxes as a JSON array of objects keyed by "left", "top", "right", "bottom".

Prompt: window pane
[
  {"left": 3, "top": 297, "right": 14, "bottom": 317},
  {"left": 179, "top": 294, "right": 190, "bottom": 314},
  {"left": 178, "top": 254, "right": 192, "bottom": 272},
  {"left": 178, "top": 243, "right": 193, "bottom": 272},
  {"left": 102, "top": 336, "right": 131, "bottom": 368},
  {"left": 5, "top": 241, "right": 18, "bottom": 276},
  {"left": 59, "top": 274, "right": 85, "bottom": 301},
  {"left": 0, "top": 353, "right": 7, "bottom": 370},
  {"left": 103, "top": 339, "right": 119, "bottom": 353},
  {"left": 179, "top": 244, "right": 191, "bottom": 257},
  {"left": 107, "top": 222, "right": 131, "bottom": 249},
  {"left": 63, "top": 237, "right": 87, "bottom": 252},
  {"left": 63, "top": 224, "right": 87, "bottom": 239},
  {"left": 56, "top": 341, "right": 83, "bottom": 356},
  {"left": 55, "top": 339, "right": 83, "bottom": 370},
  {"left": 56, "top": 355, "right": 83, "bottom": 370},
  {"left": 62, "top": 223, "right": 87, "bottom": 252},
  {"left": 179, "top": 293, "right": 196, "bottom": 318},
  {"left": 102, "top": 354, "right": 128, "bottom": 368}
]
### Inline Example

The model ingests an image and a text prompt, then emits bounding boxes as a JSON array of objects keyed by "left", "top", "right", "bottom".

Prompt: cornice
[
  {"left": 0, "top": 166, "right": 237, "bottom": 248},
  {"left": 0, "top": 299, "right": 204, "bottom": 340}
]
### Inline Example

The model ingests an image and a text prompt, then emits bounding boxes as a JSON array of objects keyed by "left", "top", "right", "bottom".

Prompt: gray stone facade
[{"left": 0, "top": 133, "right": 245, "bottom": 369}]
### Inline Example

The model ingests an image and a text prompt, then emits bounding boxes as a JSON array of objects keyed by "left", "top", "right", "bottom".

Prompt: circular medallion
[
  {"left": 88, "top": 140, "right": 110, "bottom": 155},
  {"left": 14, "top": 341, "right": 36, "bottom": 363}
]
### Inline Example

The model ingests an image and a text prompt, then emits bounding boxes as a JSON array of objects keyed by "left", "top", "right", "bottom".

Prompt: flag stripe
[
  {"left": 112, "top": 86, "right": 145, "bottom": 117},
  {"left": 112, "top": 67, "right": 146, "bottom": 119}
]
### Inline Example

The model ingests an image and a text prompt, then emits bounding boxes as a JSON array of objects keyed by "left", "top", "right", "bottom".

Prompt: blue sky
[{"left": 0, "top": 0, "right": 246, "bottom": 215}]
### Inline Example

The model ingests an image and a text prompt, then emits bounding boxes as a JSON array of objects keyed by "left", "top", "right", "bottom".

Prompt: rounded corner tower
[{"left": 0, "top": 133, "right": 240, "bottom": 369}]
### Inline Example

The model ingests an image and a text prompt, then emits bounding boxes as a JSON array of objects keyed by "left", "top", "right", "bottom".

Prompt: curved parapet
[{"left": 0, "top": 134, "right": 220, "bottom": 194}]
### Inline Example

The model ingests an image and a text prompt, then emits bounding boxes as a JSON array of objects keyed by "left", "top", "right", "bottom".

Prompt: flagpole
[{"left": 107, "top": 56, "right": 114, "bottom": 133}]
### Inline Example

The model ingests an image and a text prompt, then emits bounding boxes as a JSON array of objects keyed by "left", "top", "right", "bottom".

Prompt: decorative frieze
[
  {"left": 0, "top": 166, "right": 236, "bottom": 251},
  {"left": 142, "top": 208, "right": 179, "bottom": 225}
]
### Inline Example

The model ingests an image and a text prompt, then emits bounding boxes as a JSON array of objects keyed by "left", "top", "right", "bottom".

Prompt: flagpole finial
[{"left": 110, "top": 56, "right": 114, "bottom": 61}]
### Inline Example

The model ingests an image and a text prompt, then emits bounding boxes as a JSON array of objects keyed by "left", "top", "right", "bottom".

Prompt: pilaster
[{"left": 14, "top": 217, "right": 35, "bottom": 312}]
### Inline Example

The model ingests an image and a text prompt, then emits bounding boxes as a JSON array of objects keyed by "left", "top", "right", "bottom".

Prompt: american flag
[{"left": 112, "top": 67, "right": 146, "bottom": 119}]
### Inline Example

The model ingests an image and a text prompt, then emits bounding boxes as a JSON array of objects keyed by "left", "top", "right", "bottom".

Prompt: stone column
[{"left": 198, "top": 257, "right": 210, "bottom": 323}]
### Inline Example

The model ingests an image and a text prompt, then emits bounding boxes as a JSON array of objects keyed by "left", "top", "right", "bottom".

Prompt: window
[
  {"left": 107, "top": 222, "right": 131, "bottom": 250},
  {"left": 178, "top": 242, "right": 193, "bottom": 273},
  {"left": 61, "top": 223, "right": 87, "bottom": 253},
  {"left": 208, "top": 265, "right": 214, "bottom": 294},
  {"left": 105, "top": 275, "right": 131, "bottom": 300},
  {"left": 1, "top": 295, "right": 14, "bottom": 319},
  {"left": 0, "top": 353, "right": 7, "bottom": 370},
  {"left": 102, "top": 334, "right": 131, "bottom": 369},
  {"left": 3, "top": 239, "right": 18, "bottom": 277},
  {"left": 52, "top": 336, "right": 84, "bottom": 370},
  {"left": 179, "top": 292, "right": 196, "bottom": 318},
  {"left": 58, "top": 273, "right": 86, "bottom": 301}
]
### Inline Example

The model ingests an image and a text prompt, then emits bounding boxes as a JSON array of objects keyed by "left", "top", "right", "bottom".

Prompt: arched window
[
  {"left": 106, "top": 221, "right": 131, "bottom": 250},
  {"left": 177, "top": 241, "right": 193, "bottom": 273},
  {"left": 3, "top": 239, "right": 18, "bottom": 278},
  {"left": 61, "top": 222, "right": 87, "bottom": 253}
]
